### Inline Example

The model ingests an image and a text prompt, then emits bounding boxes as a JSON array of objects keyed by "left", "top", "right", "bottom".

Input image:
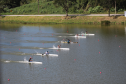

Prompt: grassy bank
[{"left": 0, "top": 16, "right": 126, "bottom": 24}]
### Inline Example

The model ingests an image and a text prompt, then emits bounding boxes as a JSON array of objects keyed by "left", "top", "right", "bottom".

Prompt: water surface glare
[{"left": 0, "top": 23, "right": 126, "bottom": 84}]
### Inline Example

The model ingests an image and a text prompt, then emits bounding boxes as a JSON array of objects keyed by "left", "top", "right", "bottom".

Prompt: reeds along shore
[{"left": 0, "top": 16, "right": 126, "bottom": 24}]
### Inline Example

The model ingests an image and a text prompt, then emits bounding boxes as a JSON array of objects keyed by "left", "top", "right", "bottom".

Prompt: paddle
[{"left": 31, "top": 56, "right": 33, "bottom": 61}]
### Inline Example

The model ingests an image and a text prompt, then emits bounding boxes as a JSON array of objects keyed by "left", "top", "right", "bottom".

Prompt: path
[{"left": 0, "top": 14, "right": 124, "bottom": 16}]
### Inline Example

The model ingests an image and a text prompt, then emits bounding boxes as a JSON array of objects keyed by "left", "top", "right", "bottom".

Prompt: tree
[
  {"left": 76, "top": 0, "right": 88, "bottom": 9},
  {"left": 53, "top": 0, "right": 76, "bottom": 16},
  {"left": 99, "top": 0, "right": 114, "bottom": 16}
]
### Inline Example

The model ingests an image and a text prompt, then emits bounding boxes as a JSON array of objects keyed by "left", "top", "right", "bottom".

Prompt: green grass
[
  {"left": 0, "top": 16, "right": 126, "bottom": 25},
  {"left": 1, "top": 1, "right": 125, "bottom": 15}
]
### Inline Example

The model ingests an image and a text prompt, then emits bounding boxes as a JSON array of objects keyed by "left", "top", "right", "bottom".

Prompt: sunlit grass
[{"left": 0, "top": 16, "right": 126, "bottom": 24}]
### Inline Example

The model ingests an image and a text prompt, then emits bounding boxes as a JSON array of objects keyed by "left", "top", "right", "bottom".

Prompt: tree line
[
  {"left": 0, "top": 0, "right": 126, "bottom": 16},
  {"left": 53, "top": 0, "right": 126, "bottom": 16}
]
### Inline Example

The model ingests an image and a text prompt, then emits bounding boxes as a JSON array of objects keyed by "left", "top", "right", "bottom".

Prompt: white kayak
[
  {"left": 78, "top": 33, "right": 95, "bottom": 35},
  {"left": 34, "top": 53, "right": 58, "bottom": 57},
  {"left": 4, "top": 60, "right": 42, "bottom": 64},
  {"left": 48, "top": 48, "right": 69, "bottom": 50},
  {"left": 39, "top": 48, "right": 69, "bottom": 50},
  {"left": 58, "top": 36, "right": 86, "bottom": 38},
  {"left": 74, "top": 35, "right": 86, "bottom": 38},
  {"left": 60, "top": 41, "right": 78, "bottom": 43},
  {"left": 18, "top": 61, "right": 42, "bottom": 64}
]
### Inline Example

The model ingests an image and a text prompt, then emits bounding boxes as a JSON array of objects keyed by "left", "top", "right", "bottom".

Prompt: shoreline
[{"left": 0, "top": 16, "right": 126, "bottom": 25}]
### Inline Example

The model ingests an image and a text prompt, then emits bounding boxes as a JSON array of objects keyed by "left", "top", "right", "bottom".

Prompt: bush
[
  {"left": 88, "top": 7, "right": 93, "bottom": 13},
  {"left": 118, "top": 9, "right": 123, "bottom": 12},
  {"left": 110, "top": 7, "right": 115, "bottom": 12},
  {"left": 4, "top": 7, "right": 10, "bottom": 12},
  {"left": 101, "top": 20, "right": 110, "bottom": 25},
  {"left": 88, "top": 6, "right": 104, "bottom": 13},
  {"left": 79, "top": 9, "right": 84, "bottom": 13},
  {"left": 69, "top": 7, "right": 77, "bottom": 13}
]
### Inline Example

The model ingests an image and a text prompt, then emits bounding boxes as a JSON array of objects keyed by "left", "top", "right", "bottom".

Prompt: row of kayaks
[{"left": 3, "top": 33, "right": 94, "bottom": 64}]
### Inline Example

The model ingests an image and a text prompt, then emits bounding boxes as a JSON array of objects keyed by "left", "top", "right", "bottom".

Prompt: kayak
[
  {"left": 39, "top": 48, "right": 69, "bottom": 50},
  {"left": 34, "top": 53, "right": 58, "bottom": 57},
  {"left": 4, "top": 60, "right": 42, "bottom": 64},
  {"left": 18, "top": 61, "right": 42, "bottom": 64},
  {"left": 74, "top": 35, "right": 86, "bottom": 38},
  {"left": 78, "top": 33, "right": 95, "bottom": 35},
  {"left": 58, "top": 36, "right": 86, "bottom": 38},
  {"left": 61, "top": 41, "right": 78, "bottom": 43},
  {"left": 48, "top": 48, "right": 69, "bottom": 50}
]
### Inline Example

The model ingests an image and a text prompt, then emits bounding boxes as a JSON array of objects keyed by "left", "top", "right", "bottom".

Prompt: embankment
[{"left": 0, "top": 16, "right": 126, "bottom": 24}]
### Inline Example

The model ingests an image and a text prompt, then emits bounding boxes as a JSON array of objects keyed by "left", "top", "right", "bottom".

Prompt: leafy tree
[
  {"left": 116, "top": 0, "right": 126, "bottom": 10},
  {"left": 20, "top": 0, "right": 32, "bottom": 5},
  {"left": 99, "top": 0, "right": 114, "bottom": 16},
  {"left": 76, "top": 0, "right": 88, "bottom": 9},
  {"left": 53, "top": 0, "right": 76, "bottom": 16}
]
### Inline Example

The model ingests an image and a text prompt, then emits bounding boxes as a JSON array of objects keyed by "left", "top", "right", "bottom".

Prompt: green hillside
[
  {"left": 1, "top": 0, "right": 126, "bottom": 15},
  {"left": 1, "top": 1, "right": 65, "bottom": 15}
]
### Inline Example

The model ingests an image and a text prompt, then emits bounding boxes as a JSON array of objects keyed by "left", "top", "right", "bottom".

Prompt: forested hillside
[{"left": 0, "top": 0, "right": 126, "bottom": 15}]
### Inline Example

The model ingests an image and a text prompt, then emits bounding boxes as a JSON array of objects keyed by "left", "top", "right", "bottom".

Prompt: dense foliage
[
  {"left": 0, "top": 0, "right": 126, "bottom": 15},
  {"left": 53, "top": 0, "right": 76, "bottom": 16}
]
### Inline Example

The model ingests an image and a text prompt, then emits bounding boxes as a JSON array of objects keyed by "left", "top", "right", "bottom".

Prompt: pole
[
  {"left": 115, "top": 0, "right": 116, "bottom": 16},
  {"left": 38, "top": 0, "right": 39, "bottom": 14}
]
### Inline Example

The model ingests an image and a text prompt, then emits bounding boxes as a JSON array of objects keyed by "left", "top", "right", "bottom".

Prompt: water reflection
[{"left": 0, "top": 23, "right": 126, "bottom": 84}]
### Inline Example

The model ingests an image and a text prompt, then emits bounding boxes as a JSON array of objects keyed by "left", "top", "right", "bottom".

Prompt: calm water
[{"left": 0, "top": 23, "right": 126, "bottom": 84}]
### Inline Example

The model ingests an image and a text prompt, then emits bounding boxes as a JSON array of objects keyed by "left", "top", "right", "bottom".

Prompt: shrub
[
  {"left": 110, "top": 7, "right": 115, "bottom": 12},
  {"left": 79, "top": 9, "right": 84, "bottom": 13},
  {"left": 101, "top": 20, "right": 110, "bottom": 25},
  {"left": 69, "top": 7, "right": 77, "bottom": 13},
  {"left": 4, "top": 7, "right": 10, "bottom": 12},
  {"left": 88, "top": 7, "right": 93, "bottom": 13},
  {"left": 118, "top": 9, "right": 123, "bottom": 12},
  {"left": 88, "top": 6, "right": 104, "bottom": 13}
]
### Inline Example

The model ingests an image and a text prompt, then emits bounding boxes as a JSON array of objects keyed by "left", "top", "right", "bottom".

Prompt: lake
[{"left": 0, "top": 23, "right": 126, "bottom": 84}]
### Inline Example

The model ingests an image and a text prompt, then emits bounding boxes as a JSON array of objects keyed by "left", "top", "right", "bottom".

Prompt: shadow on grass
[{"left": 111, "top": 14, "right": 124, "bottom": 19}]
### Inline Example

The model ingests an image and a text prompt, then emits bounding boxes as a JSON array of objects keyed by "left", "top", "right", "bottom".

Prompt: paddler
[
  {"left": 67, "top": 39, "right": 71, "bottom": 43},
  {"left": 29, "top": 57, "right": 33, "bottom": 62},
  {"left": 58, "top": 45, "right": 61, "bottom": 48},
  {"left": 85, "top": 31, "right": 88, "bottom": 34},
  {"left": 75, "top": 34, "right": 78, "bottom": 36},
  {"left": 45, "top": 51, "right": 49, "bottom": 55}
]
